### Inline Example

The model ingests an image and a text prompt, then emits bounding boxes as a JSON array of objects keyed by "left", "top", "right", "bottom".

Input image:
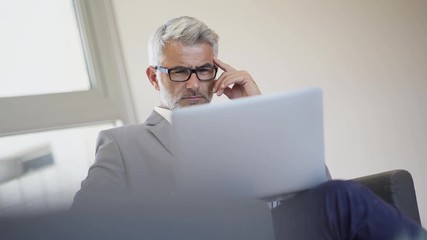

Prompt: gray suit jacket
[
  {"left": 72, "top": 109, "right": 331, "bottom": 209},
  {"left": 72, "top": 111, "right": 175, "bottom": 208},
  {"left": 71, "top": 111, "right": 276, "bottom": 239}
]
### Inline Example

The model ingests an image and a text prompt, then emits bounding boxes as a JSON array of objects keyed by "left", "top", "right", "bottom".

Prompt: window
[
  {"left": 0, "top": 0, "right": 135, "bottom": 214},
  {"left": 0, "top": 0, "right": 90, "bottom": 98},
  {"left": 0, "top": 124, "right": 115, "bottom": 215},
  {"left": 0, "top": 0, "right": 136, "bottom": 137}
]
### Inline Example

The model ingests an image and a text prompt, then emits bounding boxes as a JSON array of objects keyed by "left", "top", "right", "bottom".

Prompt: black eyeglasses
[{"left": 155, "top": 65, "right": 218, "bottom": 82}]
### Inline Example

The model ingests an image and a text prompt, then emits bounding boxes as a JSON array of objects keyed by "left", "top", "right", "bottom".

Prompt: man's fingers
[
  {"left": 216, "top": 86, "right": 233, "bottom": 97},
  {"left": 213, "top": 71, "right": 245, "bottom": 93},
  {"left": 213, "top": 72, "right": 234, "bottom": 93},
  {"left": 222, "top": 87, "right": 234, "bottom": 98}
]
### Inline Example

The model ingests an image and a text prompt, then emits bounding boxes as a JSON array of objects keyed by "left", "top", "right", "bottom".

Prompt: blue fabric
[{"left": 271, "top": 180, "right": 427, "bottom": 239}]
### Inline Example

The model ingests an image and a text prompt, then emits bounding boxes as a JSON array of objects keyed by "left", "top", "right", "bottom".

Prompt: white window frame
[{"left": 0, "top": 0, "right": 136, "bottom": 137}]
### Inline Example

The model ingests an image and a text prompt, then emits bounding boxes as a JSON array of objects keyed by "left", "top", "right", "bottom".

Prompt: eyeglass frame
[{"left": 154, "top": 65, "right": 218, "bottom": 82}]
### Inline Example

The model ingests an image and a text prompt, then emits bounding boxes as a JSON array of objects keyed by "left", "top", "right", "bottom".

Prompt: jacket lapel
[{"left": 145, "top": 111, "right": 173, "bottom": 155}]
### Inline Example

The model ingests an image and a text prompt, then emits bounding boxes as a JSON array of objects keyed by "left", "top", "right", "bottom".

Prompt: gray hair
[{"left": 148, "top": 16, "right": 219, "bottom": 66}]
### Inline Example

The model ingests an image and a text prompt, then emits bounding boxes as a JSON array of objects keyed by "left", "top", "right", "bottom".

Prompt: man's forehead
[{"left": 162, "top": 41, "right": 214, "bottom": 66}]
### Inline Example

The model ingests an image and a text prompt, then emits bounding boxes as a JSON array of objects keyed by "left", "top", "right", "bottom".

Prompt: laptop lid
[{"left": 171, "top": 88, "right": 327, "bottom": 200}]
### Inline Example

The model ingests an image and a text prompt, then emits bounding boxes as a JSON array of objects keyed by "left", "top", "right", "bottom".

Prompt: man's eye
[
  {"left": 172, "top": 68, "right": 189, "bottom": 74},
  {"left": 197, "top": 68, "right": 213, "bottom": 73}
]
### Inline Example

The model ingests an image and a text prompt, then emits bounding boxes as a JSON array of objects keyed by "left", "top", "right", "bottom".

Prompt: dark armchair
[
  {"left": 271, "top": 169, "right": 422, "bottom": 240},
  {"left": 353, "top": 169, "right": 421, "bottom": 224}
]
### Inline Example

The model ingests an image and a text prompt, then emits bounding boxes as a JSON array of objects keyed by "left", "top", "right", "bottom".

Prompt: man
[
  {"left": 73, "top": 16, "right": 426, "bottom": 239},
  {"left": 72, "top": 16, "right": 262, "bottom": 204}
]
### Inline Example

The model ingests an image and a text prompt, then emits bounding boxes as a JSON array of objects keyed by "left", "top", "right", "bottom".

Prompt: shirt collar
[{"left": 154, "top": 106, "right": 172, "bottom": 124}]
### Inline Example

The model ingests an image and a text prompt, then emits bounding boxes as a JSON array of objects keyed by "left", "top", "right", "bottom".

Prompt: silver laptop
[{"left": 170, "top": 88, "right": 327, "bottom": 200}]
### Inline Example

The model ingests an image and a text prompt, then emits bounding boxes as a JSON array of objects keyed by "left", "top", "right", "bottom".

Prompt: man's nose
[{"left": 185, "top": 72, "right": 200, "bottom": 90}]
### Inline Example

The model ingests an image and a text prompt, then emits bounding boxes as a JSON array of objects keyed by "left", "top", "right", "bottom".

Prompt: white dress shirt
[{"left": 154, "top": 106, "right": 172, "bottom": 124}]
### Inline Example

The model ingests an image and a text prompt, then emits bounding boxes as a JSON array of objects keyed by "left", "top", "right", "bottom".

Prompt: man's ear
[{"left": 146, "top": 66, "right": 160, "bottom": 91}]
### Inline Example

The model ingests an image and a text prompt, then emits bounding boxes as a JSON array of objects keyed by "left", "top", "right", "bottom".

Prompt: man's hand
[{"left": 212, "top": 58, "right": 261, "bottom": 99}]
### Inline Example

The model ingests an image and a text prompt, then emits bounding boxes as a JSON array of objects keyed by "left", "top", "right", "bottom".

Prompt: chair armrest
[{"left": 352, "top": 169, "right": 421, "bottom": 224}]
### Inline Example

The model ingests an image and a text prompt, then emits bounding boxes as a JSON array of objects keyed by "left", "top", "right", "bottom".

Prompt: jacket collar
[{"left": 145, "top": 110, "right": 173, "bottom": 155}]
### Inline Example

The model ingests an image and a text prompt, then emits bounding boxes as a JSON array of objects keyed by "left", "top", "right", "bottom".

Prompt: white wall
[{"left": 112, "top": 0, "right": 427, "bottom": 226}]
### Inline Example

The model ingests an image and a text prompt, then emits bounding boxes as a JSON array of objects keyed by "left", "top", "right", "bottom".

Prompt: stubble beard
[{"left": 160, "top": 89, "right": 212, "bottom": 110}]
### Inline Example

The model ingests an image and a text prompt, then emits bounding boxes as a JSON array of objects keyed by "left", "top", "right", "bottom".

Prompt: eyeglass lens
[{"left": 169, "top": 67, "right": 216, "bottom": 81}]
